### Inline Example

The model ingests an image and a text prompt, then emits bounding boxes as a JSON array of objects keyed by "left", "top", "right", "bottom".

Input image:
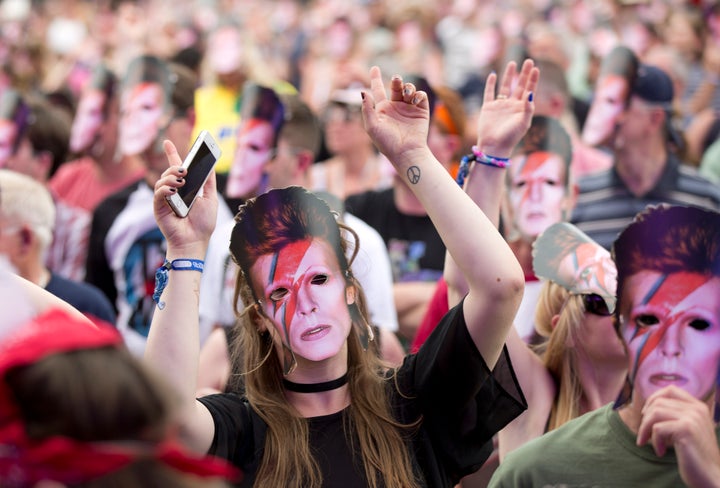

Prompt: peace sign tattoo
[{"left": 407, "top": 165, "right": 421, "bottom": 184}]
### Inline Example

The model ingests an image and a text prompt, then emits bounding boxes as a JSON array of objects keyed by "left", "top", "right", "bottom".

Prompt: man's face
[
  {"left": 323, "top": 103, "right": 366, "bottom": 155},
  {"left": 265, "top": 139, "right": 300, "bottom": 190},
  {"left": 611, "top": 97, "right": 657, "bottom": 152},
  {"left": 118, "top": 82, "right": 166, "bottom": 157},
  {"left": 226, "top": 119, "right": 275, "bottom": 199},
  {"left": 70, "top": 89, "right": 107, "bottom": 154},
  {"left": 581, "top": 74, "right": 630, "bottom": 147},
  {"left": 508, "top": 151, "right": 568, "bottom": 239},
  {"left": 620, "top": 271, "right": 720, "bottom": 403}
]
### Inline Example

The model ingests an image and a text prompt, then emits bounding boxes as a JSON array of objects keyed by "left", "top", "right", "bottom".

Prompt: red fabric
[
  {"left": 411, "top": 278, "right": 449, "bottom": 354},
  {"left": 0, "top": 424, "right": 240, "bottom": 485},
  {"left": 0, "top": 308, "right": 241, "bottom": 485},
  {"left": 0, "top": 309, "right": 121, "bottom": 422}
]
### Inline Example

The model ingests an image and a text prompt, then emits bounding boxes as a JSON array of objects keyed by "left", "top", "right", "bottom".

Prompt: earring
[
  {"left": 282, "top": 343, "right": 297, "bottom": 376},
  {"left": 355, "top": 320, "right": 375, "bottom": 351}
]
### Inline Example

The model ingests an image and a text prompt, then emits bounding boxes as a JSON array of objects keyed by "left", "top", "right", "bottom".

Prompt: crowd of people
[{"left": 1, "top": 0, "right": 720, "bottom": 486}]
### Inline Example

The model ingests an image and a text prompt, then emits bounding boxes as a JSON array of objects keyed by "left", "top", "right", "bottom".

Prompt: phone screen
[{"left": 178, "top": 142, "right": 216, "bottom": 206}]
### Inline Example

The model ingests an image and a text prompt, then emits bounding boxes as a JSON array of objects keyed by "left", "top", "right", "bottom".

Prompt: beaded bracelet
[
  {"left": 152, "top": 258, "right": 205, "bottom": 310},
  {"left": 455, "top": 146, "right": 511, "bottom": 187},
  {"left": 472, "top": 146, "right": 511, "bottom": 168}
]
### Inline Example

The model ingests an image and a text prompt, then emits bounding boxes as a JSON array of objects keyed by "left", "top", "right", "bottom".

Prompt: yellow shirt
[{"left": 191, "top": 84, "right": 240, "bottom": 174}]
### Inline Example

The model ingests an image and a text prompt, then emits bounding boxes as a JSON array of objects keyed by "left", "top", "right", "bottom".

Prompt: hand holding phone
[{"left": 165, "top": 130, "right": 221, "bottom": 218}]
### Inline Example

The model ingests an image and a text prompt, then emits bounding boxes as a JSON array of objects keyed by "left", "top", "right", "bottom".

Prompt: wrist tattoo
[{"left": 407, "top": 165, "right": 421, "bottom": 184}]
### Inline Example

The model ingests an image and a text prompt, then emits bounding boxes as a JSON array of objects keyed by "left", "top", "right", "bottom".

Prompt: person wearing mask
[
  {"left": 571, "top": 55, "right": 720, "bottom": 250},
  {"left": 144, "top": 61, "right": 537, "bottom": 487},
  {"left": 490, "top": 205, "right": 720, "bottom": 487}
]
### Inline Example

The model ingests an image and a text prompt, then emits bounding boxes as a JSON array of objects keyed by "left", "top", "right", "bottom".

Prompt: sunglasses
[
  {"left": 322, "top": 104, "right": 361, "bottom": 124},
  {"left": 581, "top": 293, "right": 612, "bottom": 317}
]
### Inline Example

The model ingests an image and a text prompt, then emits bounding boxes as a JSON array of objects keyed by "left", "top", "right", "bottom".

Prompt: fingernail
[
  {"left": 528, "top": 92, "right": 534, "bottom": 102},
  {"left": 169, "top": 188, "right": 176, "bottom": 193},
  {"left": 178, "top": 168, "right": 185, "bottom": 173},
  {"left": 176, "top": 178, "right": 183, "bottom": 183},
  {"left": 404, "top": 87, "right": 412, "bottom": 96},
  {"left": 361, "top": 92, "right": 365, "bottom": 100},
  {"left": 412, "top": 95, "right": 422, "bottom": 104}
]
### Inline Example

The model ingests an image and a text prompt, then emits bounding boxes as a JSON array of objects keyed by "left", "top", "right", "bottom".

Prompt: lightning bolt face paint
[
  {"left": 508, "top": 151, "right": 568, "bottom": 239},
  {"left": 533, "top": 223, "right": 617, "bottom": 314},
  {"left": 621, "top": 270, "right": 720, "bottom": 401},
  {"left": 250, "top": 238, "right": 354, "bottom": 364},
  {"left": 266, "top": 239, "right": 313, "bottom": 349}
]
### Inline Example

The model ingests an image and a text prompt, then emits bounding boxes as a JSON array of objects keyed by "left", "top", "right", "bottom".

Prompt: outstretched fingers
[
  {"left": 370, "top": 66, "right": 388, "bottom": 103},
  {"left": 484, "top": 71, "right": 498, "bottom": 104},
  {"left": 163, "top": 139, "right": 183, "bottom": 167},
  {"left": 497, "top": 61, "right": 518, "bottom": 100},
  {"left": 512, "top": 59, "right": 539, "bottom": 101},
  {"left": 154, "top": 140, "right": 186, "bottom": 199}
]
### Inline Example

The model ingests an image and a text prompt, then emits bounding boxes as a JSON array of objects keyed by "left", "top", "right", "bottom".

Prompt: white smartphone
[{"left": 166, "top": 130, "right": 221, "bottom": 218}]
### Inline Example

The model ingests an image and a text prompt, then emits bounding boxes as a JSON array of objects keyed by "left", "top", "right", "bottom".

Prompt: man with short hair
[
  {"left": 0, "top": 169, "right": 115, "bottom": 324},
  {"left": 571, "top": 61, "right": 720, "bottom": 250},
  {"left": 490, "top": 204, "right": 720, "bottom": 487}
]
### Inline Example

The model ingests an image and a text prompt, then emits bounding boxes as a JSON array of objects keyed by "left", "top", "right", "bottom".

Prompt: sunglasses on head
[{"left": 581, "top": 293, "right": 612, "bottom": 316}]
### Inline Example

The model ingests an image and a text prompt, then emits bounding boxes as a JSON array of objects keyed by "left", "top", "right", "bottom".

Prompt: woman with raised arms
[{"left": 144, "top": 60, "right": 538, "bottom": 488}]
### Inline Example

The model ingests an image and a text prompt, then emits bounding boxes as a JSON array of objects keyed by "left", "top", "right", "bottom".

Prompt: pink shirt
[{"left": 49, "top": 157, "right": 145, "bottom": 212}]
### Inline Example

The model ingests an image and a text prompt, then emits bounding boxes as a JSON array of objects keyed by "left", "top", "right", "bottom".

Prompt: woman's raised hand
[
  {"left": 475, "top": 59, "right": 540, "bottom": 158},
  {"left": 361, "top": 66, "right": 432, "bottom": 165},
  {"left": 153, "top": 140, "right": 218, "bottom": 257}
]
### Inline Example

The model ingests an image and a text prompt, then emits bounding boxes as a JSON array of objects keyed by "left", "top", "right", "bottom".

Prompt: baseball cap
[
  {"left": 632, "top": 64, "right": 684, "bottom": 150},
  {"left": 632, "top": 64, "right": 673, "bottom": 105}
]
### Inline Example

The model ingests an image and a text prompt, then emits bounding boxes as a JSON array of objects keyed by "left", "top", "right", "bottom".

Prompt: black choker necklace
[{"left": 283, "top": 373, "right": 349, "bottom": 393}]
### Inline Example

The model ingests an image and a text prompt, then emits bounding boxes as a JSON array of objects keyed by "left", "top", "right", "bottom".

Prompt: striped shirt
[{"left": 570, "top": 154, "right": 720, "bottom": 250}]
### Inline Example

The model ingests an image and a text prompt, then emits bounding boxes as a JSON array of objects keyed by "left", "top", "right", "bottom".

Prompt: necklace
[{"left": 282, "top": 373, "right": 349, "bottom": 393}]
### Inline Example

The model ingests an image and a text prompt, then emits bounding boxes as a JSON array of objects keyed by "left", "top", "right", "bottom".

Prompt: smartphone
[{"left": 166, "top": 130, "right": 221, "bottom": 218}]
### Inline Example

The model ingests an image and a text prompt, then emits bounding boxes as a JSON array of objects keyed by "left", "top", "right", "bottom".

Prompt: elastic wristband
[
  {"left": 152, "top": 258, "right": 205, "bottom": 310},
  {"left": 456, "top": 148, "right": 510, "bottom": 187},
  {"left": 471, "top": 145, "right": 511, "bottom": 168},
  {"left": 455, "top": 153, "right": 474, "bottom": 187}
]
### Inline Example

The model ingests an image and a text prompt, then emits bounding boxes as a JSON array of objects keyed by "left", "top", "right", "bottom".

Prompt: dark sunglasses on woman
[{"left": 581, "top": 293, "right": 612, "bottom": 316}]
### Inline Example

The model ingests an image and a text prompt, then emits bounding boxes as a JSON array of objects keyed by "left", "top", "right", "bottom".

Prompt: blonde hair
[
  {"left": 534, "top": 280, "right": 587, "bottom": 431},
  {"left": 0, "top": 169, "right": 55, "bottom": 251}
]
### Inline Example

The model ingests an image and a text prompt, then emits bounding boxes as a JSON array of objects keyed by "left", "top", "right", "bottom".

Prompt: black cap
[{"left": 632, "top": 65, "right": 673, "bottom": 105}]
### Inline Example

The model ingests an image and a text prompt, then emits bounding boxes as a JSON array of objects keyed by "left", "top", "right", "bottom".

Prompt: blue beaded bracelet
[
  {"left": 152, "top": 258, "right": 205, "bottom": 310},
  {"left": 455, "top": 146, "right": 511, "bottom": 187}
]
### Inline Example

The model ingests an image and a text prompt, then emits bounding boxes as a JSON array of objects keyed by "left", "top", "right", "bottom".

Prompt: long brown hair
[{"left": 229, "top": 187, "right": 419, "bottom": 488}]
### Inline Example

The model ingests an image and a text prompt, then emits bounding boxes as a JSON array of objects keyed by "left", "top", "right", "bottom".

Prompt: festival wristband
[
  {"left": 455, "top": 146, "right": 511, "bottom": 187},
  {"left": 152, "top": 258, "right": 204, "bottom": 310}
]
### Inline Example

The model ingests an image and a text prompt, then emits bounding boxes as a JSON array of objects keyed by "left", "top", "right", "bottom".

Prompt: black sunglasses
[{"left": 581, "top": 293, "right": 612, "bottom": 316}]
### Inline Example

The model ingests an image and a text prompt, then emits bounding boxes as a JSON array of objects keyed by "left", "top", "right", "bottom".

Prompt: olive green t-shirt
[{"left": 489, "top": 403, "right": 720, "bottom": 488}]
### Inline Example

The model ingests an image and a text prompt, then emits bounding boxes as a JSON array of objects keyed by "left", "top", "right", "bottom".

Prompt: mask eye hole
[
  {"left": 635, "top": 314, "right": 659, "bottom": 328},
  {"left": 311, "top": 274, "right": 328, "bottom": 285},
  {"left": 689, "top": 318, "right": 710, "bottom": 331},
  {"left": 270, "top": 288, "right": 289, "bottom": 302}
]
